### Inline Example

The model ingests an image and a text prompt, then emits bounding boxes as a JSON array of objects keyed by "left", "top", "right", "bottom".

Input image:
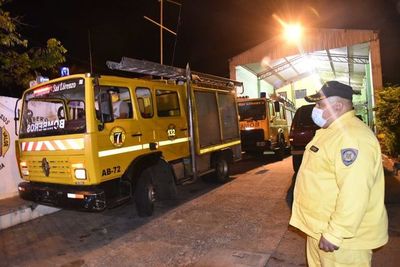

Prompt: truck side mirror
[
  {"left": 97, "top": 91, "right": 114, "bottom": 130},
  {"left": 14, "top": 99, "right": 21, "bottom": 136}
]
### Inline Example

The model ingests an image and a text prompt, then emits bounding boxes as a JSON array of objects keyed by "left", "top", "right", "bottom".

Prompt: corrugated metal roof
[{"left": 229, "top": 28, "right": 382, "bottom": 92}]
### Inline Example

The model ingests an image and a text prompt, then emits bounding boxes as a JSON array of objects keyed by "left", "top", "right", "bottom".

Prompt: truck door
[
  {"left": 133, "top": 86, "right": 158, "bottom": 152},
  {"left": 153, "top": 86, "right": 189, "bottom": 161},
  {"left": 133, "top": 85, "right": 189, "bottom": 161},
  {"left": 95, "top": 84, "right": 143, "bottom": 181},
  {"left": 268, "top": 101, "right": 278, "bottom": 141}
]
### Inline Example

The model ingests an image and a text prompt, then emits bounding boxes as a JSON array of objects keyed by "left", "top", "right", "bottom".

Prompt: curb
[{"left": 0, "top": 202, "right": 60, "bottom": 230}]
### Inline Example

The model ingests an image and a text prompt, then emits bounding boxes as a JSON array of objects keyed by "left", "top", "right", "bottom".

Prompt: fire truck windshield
[
  {"left": 19, "top": 78, "right": 86, "bottom": 138},
  {"left": 238, "top": 100, "right": 266, "bottom": 121}
]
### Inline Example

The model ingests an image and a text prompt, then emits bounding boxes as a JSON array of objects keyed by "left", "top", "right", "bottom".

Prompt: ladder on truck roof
[
  {"left": 106, "top": 57, "right": 243, "bottom": 92},
  {"left": 277, "top": 95, "right": 296, "bottom": 110}
]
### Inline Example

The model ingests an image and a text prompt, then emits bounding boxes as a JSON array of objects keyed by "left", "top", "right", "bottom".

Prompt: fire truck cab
[{"left": 237, "top": 95, "right": 295, "bottom": 159}]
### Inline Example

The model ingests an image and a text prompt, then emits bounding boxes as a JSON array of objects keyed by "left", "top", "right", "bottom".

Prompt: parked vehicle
[
  {"left": 289, "top": 104, "right": 319, "bottom": 172},
  {"left": 237, "top": 95, "right": 295, "bottom": 160},
  {"left": 15, "top": 57, "right": 242, "bottom": 216}
]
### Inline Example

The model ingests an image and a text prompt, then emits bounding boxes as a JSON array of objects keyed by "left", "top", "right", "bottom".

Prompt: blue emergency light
[{"left": 61, "top": 67, "right": 70, "bottom": 77}]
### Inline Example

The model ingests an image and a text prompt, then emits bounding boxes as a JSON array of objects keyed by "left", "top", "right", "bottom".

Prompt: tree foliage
[
  {"left": 0, "top": 0, "right": 67, "bottom": 96},
  {"left": 375, "top": 85, "right": 400, "bottom": 157}
]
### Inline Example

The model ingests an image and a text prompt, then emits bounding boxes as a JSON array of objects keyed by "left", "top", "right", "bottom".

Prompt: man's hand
[{"left": 319, "top": 235, "right": 339, "bottom": 252}]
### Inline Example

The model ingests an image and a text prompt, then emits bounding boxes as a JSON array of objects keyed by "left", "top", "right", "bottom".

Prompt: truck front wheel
[
  {"left": 134, "top": 169, "right": 156, "bottom": 217},
  {"left": 275, "top": 133, "right": 286, "bottom": 161},
  {"left": 215, "top": 155, "right": 229, "bottom": 183}
]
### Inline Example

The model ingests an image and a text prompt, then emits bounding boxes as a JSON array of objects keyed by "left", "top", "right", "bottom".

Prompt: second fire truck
[{"left": 237, "top": 95, "right": 295, "bottom": 159}]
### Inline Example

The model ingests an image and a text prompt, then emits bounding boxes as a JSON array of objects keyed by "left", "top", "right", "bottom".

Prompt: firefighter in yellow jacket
[{"left": 289, "top": 81, "right": 388, "bottom": 266}]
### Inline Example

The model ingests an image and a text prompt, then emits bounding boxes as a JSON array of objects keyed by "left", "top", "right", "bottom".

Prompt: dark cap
[{"left": 305, "top": 81, "right": 354, "bottom": 102}]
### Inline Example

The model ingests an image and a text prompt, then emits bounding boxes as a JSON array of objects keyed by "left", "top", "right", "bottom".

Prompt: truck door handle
[
  {"left": 149, "top": 142, "right": 157, "bottom": 150},
  {"left": 131, "top": 132, "right": 142, "bottom": 137},
  {"left": 180, "top": 128, "right": 188, "bottom": 131}
]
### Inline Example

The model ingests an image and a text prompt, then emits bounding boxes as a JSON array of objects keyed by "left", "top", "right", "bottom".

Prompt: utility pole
[{"left": 144, "top": 0, "right": 181, "bottom": 65}]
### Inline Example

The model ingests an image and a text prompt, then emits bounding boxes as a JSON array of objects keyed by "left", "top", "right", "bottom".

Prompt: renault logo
[{"left": 41, "top": 158, "right": 50, "bottom": 177}]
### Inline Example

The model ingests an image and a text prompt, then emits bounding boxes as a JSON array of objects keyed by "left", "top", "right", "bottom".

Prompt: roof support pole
[
  {"left": 347, "top": 46, "right": 354, "bottom": 86},
  {"left": 326, "top": 49, "right": 336, "bottom": 78},
  {"left": 369, "top": 34, "right": 383, "bottom": 100}
]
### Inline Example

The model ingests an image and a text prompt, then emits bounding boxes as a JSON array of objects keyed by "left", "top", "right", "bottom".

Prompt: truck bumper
[
  {"left": 18, "top": 182, "right": 106, "bottom": 211},
  {"left": 242, "top": 141, "right": 273, "bottom": 152},
  {"left": 241, "top": 129, "right": 272, "bottom": 153}
]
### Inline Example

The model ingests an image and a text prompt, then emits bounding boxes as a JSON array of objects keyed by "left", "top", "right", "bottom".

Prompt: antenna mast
[
  {"left": 88, "top": 30, "right": 93, "bottom": 73},
  {"left": 144, "top": 0, "right": 181, "bottom": 65}
]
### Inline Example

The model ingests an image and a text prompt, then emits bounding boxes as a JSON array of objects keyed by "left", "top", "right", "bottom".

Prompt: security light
[{"left": 284, "top": 24, "right": 302, "bottom": 42}]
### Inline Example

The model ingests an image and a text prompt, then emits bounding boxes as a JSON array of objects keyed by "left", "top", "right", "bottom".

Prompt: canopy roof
[{"left": 229, "top": 28, "right": 382, "bottom": 94}]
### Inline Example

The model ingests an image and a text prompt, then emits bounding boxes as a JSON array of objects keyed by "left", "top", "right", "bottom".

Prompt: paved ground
[{"left": 0, "top": 155, "right": 399, "bottom": 267}]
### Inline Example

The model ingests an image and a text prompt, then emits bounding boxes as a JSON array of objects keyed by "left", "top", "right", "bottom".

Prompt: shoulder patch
[
  {"left": 341, "top": 148, "right": 358, "bottom": 166},
  {"left": 310, "top": 145, "right": 319, "bottom": 152}
]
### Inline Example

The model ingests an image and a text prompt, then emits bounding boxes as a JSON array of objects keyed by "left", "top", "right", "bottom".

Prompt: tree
[
  {"left": 375, "top": 85, "right": 400, "bottom": 157},
  {"left": 0, "top": 0, "right": 67, "bottom": 97}
]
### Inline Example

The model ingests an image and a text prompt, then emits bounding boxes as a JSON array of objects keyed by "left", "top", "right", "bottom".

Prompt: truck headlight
[
  {"left": 74, "top": 168, "right": 87, "bottom": 180},
  {"left": 20, "top": 161, "right": 29, "bottom": 176},
  {"left": 72, "top": 163, "right": 87, "bottom": 180}
]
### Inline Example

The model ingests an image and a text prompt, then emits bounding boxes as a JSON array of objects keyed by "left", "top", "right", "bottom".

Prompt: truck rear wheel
[
  {"left": 215, "top": 155, "right": 229, "bottom": 183},
  {"left": 134, "top": 169, "right": 156, "bottom": 217}
]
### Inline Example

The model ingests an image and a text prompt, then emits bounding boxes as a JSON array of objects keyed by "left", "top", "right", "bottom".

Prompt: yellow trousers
[{"left": 306, "top": 236, "right": 372, "bottom": 267}]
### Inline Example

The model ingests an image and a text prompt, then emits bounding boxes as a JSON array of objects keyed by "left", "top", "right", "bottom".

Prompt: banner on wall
[{"left": 0, "top": 96, "right": 22, "bottom": 200}]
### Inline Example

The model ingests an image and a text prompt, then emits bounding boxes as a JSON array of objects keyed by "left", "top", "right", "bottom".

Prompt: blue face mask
[{"left": 311, "top": 107, "right": 327, "bottom": 127}]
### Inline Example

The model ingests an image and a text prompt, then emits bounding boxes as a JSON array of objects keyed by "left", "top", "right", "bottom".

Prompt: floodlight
[{"left": 284, "top": 24, "right": 302, "bottom": 42}]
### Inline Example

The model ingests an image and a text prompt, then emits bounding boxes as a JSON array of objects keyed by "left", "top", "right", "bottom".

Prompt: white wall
[
  {"left": 275, "top": 74, "right": 322, "bottom": 108},
  {"left": 236, "top": 66, "right": 259, "bottom": 98},
  {"left": 259, "top": 80, "right": 274, "bottom": 97},
  {"left": 235, "top": 66, "right": 274, "bottom": 98},
  {"left": 0, "top": 96, "right": 22, "bottom": 200}
]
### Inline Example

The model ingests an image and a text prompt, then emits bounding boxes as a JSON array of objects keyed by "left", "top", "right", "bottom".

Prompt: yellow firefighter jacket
[{"left": 289, "top": 110, "right": 388, "bottom": 249}]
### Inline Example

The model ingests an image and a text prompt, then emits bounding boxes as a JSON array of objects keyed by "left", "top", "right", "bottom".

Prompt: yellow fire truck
[
  {"left": 15, "top": 57, "right": 242, "bottom": 216},
  {"left": 237, "top": 95, "right": 295, "bottom": 159}
]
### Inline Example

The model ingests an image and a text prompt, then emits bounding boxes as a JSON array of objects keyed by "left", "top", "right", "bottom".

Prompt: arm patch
[{"left": 341, "top": 148, "right": 358, "bottom": 166}]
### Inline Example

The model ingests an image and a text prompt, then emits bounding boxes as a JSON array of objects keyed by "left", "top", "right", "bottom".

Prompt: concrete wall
[
  {"left": 275, "top": 75, "right": 322, "bottom": 108},
  {"left": 236, "top": 66, "right": 274, "bottom": 98},
  {"left": 0, "top": 96, "right": 22, "bottom": 200}
]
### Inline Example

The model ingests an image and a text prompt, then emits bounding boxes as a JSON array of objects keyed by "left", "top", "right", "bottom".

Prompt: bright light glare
[{"left": 284, "top": 24, "right": 302, "bottom": 42}]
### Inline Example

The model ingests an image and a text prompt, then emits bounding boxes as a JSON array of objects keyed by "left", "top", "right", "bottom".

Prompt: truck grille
[
  {"left": 241, "top": 129, "right": 264, "bottom": 145},
  {"left": 27, "top": 158, "right": 71, "bottom": 179}
]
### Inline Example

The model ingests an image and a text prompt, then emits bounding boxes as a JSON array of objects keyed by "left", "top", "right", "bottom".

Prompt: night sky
[{"left": 6, "top": 0, "right": 400, "bottom": 86}]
